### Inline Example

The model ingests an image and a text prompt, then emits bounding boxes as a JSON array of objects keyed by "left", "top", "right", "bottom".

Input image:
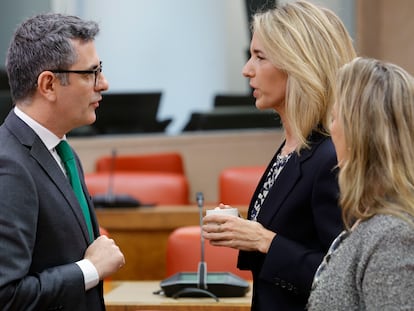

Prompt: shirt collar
[{"left": 14, "top": 106, "right": 65, "bottom": 150}]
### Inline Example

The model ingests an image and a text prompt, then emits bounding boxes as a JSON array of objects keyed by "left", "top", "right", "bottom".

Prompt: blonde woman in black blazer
[{"left": 202, "top": 1, "right": 356, "bottom": 310}]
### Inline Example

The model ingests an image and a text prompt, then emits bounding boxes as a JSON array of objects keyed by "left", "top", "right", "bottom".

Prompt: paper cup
[{"left": 206, "top": 208, "right": 239, "bottom": 217}]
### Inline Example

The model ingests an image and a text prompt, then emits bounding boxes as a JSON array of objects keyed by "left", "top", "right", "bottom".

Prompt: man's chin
[{"left": 86, "top": 112, "right": 97, "bottom": 125}]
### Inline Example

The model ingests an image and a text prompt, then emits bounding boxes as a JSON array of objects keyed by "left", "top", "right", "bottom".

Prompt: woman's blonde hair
[
  {"left": 335, "top": 57, "right": 414, "bottom": 228},
  {"left": 252, "top": 1, "right": 356, "bottom": 150}
]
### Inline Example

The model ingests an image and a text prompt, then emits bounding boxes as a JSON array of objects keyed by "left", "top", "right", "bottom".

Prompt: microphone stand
[
  {"left": 106, "top": 148, "right": 116, "bottom": 202},
  {"left": 172, "top": 192, "right": 219, "bottom": 301},
  {"left": 91, "top": 149, "right": 141, "bottom": 208},
  {"left": 196, "top": 191, "right": 207, "bottom": 290}
]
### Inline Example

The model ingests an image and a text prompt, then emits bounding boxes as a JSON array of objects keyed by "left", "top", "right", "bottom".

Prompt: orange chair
[
  {"left": 166, "top": 225, "right": 252, "bottom": 280},
  {"left": 85, "top": 172, "right": 189, "bottom": 205},
  {"left": 219, "top": 166, "right": 266, "bottom": 205},
  {"left": 95, "top": 152, "right": 185, "bottom": 175}
]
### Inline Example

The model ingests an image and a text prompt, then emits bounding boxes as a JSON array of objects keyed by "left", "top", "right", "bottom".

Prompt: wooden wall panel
[
  {"left": 70, "top": 130, "right": 284, "bottom": 204},
  {"left": 356, "top": 0, "right": 414, "bottom": 74}
]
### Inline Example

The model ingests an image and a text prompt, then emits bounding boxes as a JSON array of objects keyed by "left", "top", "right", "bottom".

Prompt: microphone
[
  {"left": 164, "top": 191, "right": 217, "bottom": 300},
  {"left": 196, "top": 192, "right": 207, "bottom": 290},
  {"left": 92, "top": 149, "right": 141, "bottom": 208},
  {"left": 159, "top": 192, "right": 250, "bottom": 298}
]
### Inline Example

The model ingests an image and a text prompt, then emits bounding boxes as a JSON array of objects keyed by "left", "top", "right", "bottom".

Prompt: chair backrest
[
  {"left": 95, "top": 152, "right": 185, "bottom": 175},
  {"left": 166, "top": 225, "right": 252, "bottom": 280},
  {"left": 92, "top": 92, "right": 171, "bottom": 134},
  {"left": 219, "top": 166, "right": 266, "bottom": 205},
  {"left": 85, "top": 172, "right": 189, "bottom": 205},
  {"left": 213, "top": 94, "right": 255, "bottom": 107}
]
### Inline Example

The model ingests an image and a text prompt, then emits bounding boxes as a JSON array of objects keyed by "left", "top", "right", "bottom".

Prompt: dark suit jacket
[
  {"left": 0, "top": 111, "right": 105, "bottom": 310},
  {"left": 238, "top": 132, "right": 343, "bottom": 311}
]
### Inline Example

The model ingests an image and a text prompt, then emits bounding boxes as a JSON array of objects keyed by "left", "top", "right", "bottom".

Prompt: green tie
[{"left": 56, "top": 140, "right": 94, "bottom": 242}]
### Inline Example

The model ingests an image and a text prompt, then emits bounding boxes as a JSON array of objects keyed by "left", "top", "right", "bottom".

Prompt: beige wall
[{"left": 69, "top": 129, "right": 284, "bottom": 204}]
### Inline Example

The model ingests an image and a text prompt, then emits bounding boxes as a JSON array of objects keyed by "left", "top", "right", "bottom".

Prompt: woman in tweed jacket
[{"left": 308, "top": 57, "right": 414, "bottom": 310}]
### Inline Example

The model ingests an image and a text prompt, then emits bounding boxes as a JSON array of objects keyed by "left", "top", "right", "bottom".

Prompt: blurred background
[{"left": 0, "top": 0, "right": 412, "bottom": 135}]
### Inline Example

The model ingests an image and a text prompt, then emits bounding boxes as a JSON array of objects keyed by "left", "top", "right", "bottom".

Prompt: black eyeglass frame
[{"left": 49, "top": 61, "right": 102, "bottom": 86}]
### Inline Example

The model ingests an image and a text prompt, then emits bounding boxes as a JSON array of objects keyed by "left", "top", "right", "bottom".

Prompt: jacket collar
[
  {"left": 251, "top": 130, "right": 329, "bottom": 226},
  {"left": 4, "top": 111, "right": 93, "bottom": 243}
]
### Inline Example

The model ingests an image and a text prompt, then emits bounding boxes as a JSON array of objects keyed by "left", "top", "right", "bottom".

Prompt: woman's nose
[{"left": 242, "top": 59, "right": 253, "bottom": 77}]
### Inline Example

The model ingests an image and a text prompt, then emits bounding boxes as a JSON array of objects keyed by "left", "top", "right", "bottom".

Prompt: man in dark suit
[{"left": 0, "top": 13, "right": 125, "bottom": 310}]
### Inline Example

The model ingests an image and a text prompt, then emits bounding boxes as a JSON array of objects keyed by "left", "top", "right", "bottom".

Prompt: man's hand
[{"left": 84, "top": 235, "right": 125, "bottom": 280}]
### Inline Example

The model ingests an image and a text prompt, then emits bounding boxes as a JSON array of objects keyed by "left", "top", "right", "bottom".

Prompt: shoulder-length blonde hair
[
  {"left": 335, "top": 57, "right": 414, "bottom": 228},
  {"left": 252, "top": 1, "right": 356, "bottom": 150}
]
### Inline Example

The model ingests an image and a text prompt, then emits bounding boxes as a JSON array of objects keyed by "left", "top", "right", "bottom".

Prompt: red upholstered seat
[
  {"left": 166, "top": 225, "right": 252, "bottom": 280},
  {"left": 95, "top": 152, "right": 185, "bottom": 175},
  {"left": 219, "top": 166, "right": 265, "bottom": 205},
  {"left": 85, "top": 172, "right": 189, "bottom": 205}
]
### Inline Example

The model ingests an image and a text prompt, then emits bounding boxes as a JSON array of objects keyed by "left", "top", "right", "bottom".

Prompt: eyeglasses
[
  {"left": 49, "top": 61, "right": 102, "bottom": 86},
  {"left": 311, "top": 229, "right": 349, "bottom": 290}
]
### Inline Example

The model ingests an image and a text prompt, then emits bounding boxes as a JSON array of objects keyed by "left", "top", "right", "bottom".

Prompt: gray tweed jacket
[{"left": 307, "top": 214, "right": 414, "bottom": 310}]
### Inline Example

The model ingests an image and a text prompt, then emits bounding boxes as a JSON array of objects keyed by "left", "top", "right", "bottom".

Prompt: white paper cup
[{"left": 206, "top": 207, "right": 239, "bottom": 217}]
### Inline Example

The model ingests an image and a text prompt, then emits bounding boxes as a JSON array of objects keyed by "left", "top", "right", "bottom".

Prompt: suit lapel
[
  {"left": 256, "top": 152, "right": 301, "bottom": 226},
  {"left": 254, "top": 133, "right": 325, "bottom": 227},
  {"left": 5, "top": 112, "right": 92, "bottom": 243}
]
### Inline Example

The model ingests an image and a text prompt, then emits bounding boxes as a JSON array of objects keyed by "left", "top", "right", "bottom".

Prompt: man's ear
[{"left": 36, "top": 71, "right": 58, "bottom": 101}]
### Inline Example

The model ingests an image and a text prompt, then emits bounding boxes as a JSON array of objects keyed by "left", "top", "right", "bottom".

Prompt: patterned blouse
[{"left": 250, "top": 151, "right": 293, "bottom": 221}]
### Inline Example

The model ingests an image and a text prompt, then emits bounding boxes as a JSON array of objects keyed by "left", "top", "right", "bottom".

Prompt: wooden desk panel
[
  {"left": 104, "top": 281, "right": 251, "bottom": 311},
  {"left": 96, "top": 205, "right": 247, "bottom": 280}
]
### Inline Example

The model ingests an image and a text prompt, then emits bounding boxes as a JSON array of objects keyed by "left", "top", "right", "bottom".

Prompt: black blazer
[
  {"left": 238, "top": 132, "right": 343, "bottom": 311},
  {"left": 0, "top": 111, "right": 104, "bottom": 310}
]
